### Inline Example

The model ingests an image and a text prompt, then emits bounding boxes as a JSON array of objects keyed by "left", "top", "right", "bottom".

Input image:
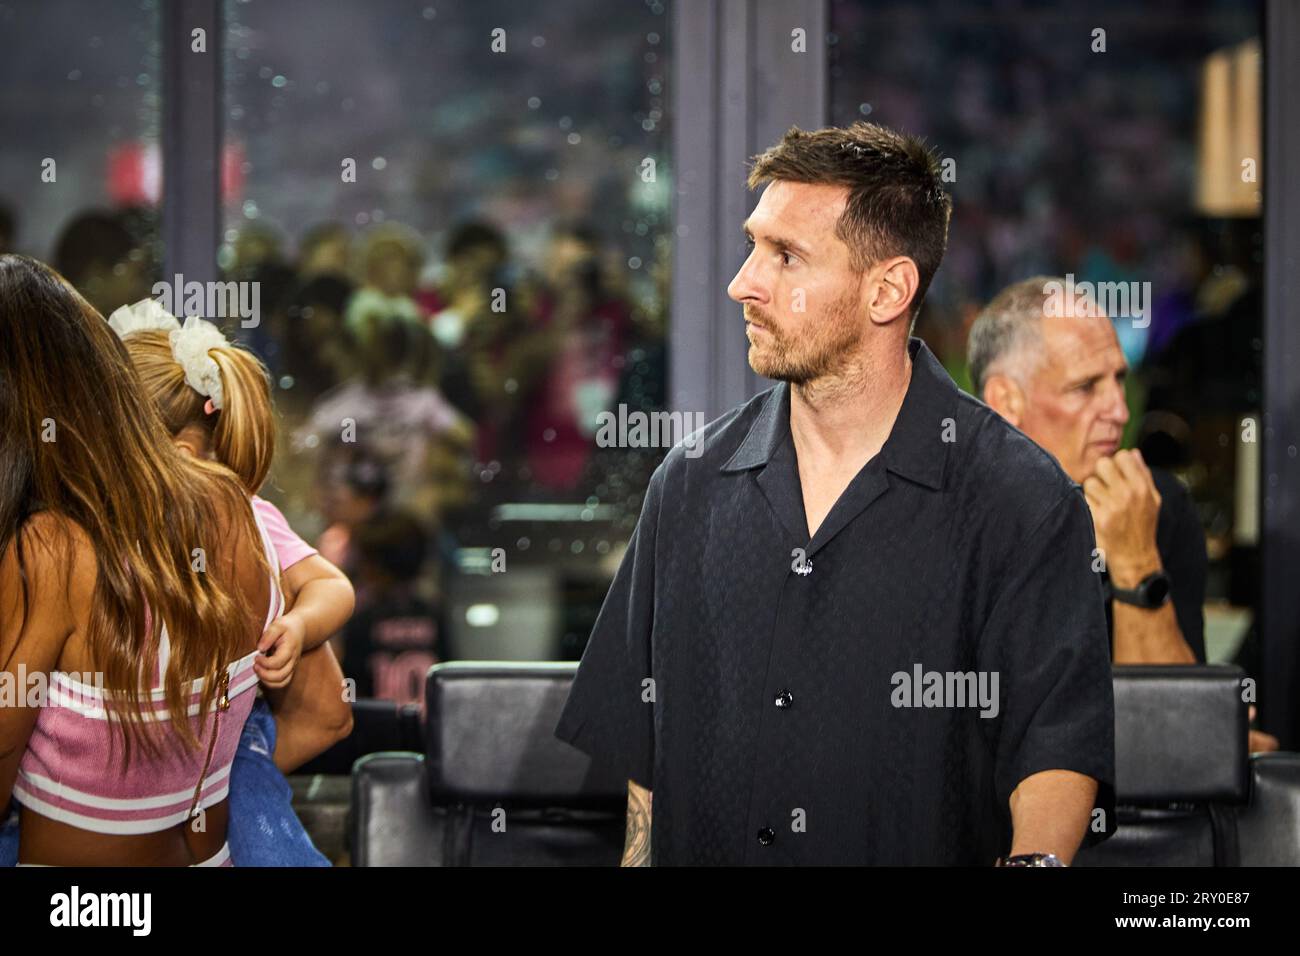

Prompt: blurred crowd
[{"left": 0, "top": 201, "right": 669, "bottom": 704}]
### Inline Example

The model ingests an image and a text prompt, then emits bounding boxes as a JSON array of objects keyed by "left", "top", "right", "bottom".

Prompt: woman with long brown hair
[{"left": 0, "top": 254, "right": 276, "bottom": 865}]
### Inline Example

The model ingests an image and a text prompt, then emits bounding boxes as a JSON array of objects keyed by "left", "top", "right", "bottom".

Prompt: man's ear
[
  {"left": 981, "top": 373, "right": 1026, "bottom": 428},
  {"left": 866, "top": 256, "right": 920, "bottom": 327}
]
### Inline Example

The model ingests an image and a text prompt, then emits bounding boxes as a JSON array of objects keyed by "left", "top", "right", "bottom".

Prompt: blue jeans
[
  {"left": 0, "top": 806, "right": 16, "bottom": 866},
  {"left": 226, "top": 697, "right": 331, "bottom": 866},
  {"left": 0, "top": 698, "right": 330, "bottom": 867}
]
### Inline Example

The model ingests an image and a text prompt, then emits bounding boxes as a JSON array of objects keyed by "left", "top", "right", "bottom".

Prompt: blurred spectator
[
  {"left": 428, "top": 221, "right": 547, "bottom": 503},
  {"left": 275, "top": 274, "right": 359, "bottom": 410},
  {"left": 300, "top": 317, "right": 473, "bottom": 521},
  {"left": 314, "top": 447, "right": 391, "bottom": 584},
  {"left": 298, "top": 221, "right": 353, "bottom": 282},
  {"left": 345, "top": 224, "right": 426, "bottom": 342},
  {"left": 524, "top": 221, "right": 631, "bottom": 491},
  {"left": 52, "top": 209, "right": 152, "bottom": 315},
  {"left": 340, "top": 510, "right": 445, "bottom": 707},
  {"left": 420, "top": 220, "right": 511, "bottom": 349},
  {"left": 222, "top": 224, "right": 296, "bottom": 359}
]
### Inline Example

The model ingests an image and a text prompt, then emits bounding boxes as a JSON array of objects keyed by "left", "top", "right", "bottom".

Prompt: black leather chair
[
  {"left": 1073, "top": 664, "right": 1299, "bottom": 867},
  {"left": 352, "top": 662, "right": 1300, "bottom": 866},
  {"left": 1234, "top": 752, "right": 1300, "bottom": 865},
  {"left": 351, "top": 662, "right": 625, "bottom": 866}
]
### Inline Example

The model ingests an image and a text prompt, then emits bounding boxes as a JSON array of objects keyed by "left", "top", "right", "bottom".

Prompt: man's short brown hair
[{"left": 747, "top": 121, "right": 952, "bottom": 316}]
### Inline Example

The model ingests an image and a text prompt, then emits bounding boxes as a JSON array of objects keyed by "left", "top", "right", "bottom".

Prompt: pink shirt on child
[{"left": 251, "top": 497, "right": 318, "bottom": 571}]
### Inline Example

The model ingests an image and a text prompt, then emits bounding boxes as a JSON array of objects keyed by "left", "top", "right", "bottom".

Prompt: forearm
[
  {"left": 283, "top": 577, "right": 355, "bottom": 652},
  {"left": 622, "top": 780, "right": 652, "bottom": 866},
  {"left": 1111, "top": 601, "right": 1195, "bottom": 664},
  {"left": 1007, "top": 769, "right": 1097, "bottom": 865},
  {"left": 264, "top": 643, "right": 354, "bottom": 773},
  {"left": 1108, "top": 547, "right": 1195, "bottom": 664}
]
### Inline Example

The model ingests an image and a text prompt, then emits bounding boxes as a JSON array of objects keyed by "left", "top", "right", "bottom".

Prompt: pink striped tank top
[{"left": 12, "top": 503, "right": 283, "bottom": 843}]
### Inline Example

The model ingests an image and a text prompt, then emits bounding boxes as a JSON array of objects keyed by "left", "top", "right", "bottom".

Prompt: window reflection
[
  {"left": 828, "top": 0, "right": 1262, "bottom": 659},
  {"left": 223, "top": 0, "right": 672, "bottom": 678},
  {"left": 0, "top": 0, "right": 161, "bottom": 313}
]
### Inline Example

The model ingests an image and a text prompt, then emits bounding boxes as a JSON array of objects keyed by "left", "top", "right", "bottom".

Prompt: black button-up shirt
[{"left": 556, "top": 338, "right": 1116, "bottom": 865}]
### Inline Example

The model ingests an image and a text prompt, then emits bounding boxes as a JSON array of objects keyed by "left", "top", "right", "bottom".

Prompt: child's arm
[
  {"left": 254, "top": 553, "right": 355, "bottom": 687},
  {"left": 259, "top": 554, "right": 356, "bottom": 771},
  {"left": 249, "top": 498, "right": 356, "bottom": 766}
]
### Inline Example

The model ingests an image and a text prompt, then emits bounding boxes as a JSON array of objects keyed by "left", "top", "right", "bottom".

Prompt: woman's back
[
  {"left": 9, "top": 495, "right": 277, "bottom": 866},
  {"left": 0, "top": 253, "right": 283, "bottom": 866}
]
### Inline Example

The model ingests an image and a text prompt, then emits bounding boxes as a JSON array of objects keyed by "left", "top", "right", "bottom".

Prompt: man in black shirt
[
  {"left": 555, "top": 123, "right": 1116, "bottom": 866},
  {"left": 968, "top": 277, "right": 1205, "bottom": 664}
]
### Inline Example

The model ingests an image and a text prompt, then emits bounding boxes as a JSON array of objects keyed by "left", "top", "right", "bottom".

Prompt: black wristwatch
[{"left": 1108, "top": 569, "right": 1171, "bottom": 610}]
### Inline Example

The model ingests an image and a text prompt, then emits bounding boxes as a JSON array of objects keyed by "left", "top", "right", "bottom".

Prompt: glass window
[
  {"left": 223, "top": 0, "right": 672, "bottom": 689},
  {"left": 0, "top": 0, "right": 162, "bottom": 315},
  {"left": 828, "top": 0, "right": 1262, "bottom": 662}
]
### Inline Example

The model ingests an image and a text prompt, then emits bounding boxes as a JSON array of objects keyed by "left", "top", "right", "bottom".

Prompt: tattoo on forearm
[{"left": 622, "top": 782, "right": 652, "bottom": 867}]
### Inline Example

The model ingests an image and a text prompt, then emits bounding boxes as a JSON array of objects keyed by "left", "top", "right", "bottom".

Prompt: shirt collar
[{"left": 721, "top": 336, "right": 955, "bottom": 491}]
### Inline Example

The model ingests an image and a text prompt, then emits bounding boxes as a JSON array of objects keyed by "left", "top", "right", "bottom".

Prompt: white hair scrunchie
[
  {"left": 168, "top": 315, "right": 231, "bottom": 411},
  {"left": 107, "top": 297, "right": 181, "bottom": 338}
]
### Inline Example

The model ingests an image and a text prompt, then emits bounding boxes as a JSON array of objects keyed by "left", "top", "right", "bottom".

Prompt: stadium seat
[
  {"left": 1234, "top": 751, "right": 1300, "bottom": 865},
  {"left": 351, "top": 662, "right": 1300, "bottom": 866},
  {"left": 351, "top": 662, "right": 625, "bottom": 866},
  {"left": 1073, "top": 664, "right": 1300, "bottom": 866}
]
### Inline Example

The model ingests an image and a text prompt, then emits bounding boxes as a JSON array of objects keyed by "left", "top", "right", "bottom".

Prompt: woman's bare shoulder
[
  {"left": 1, "top": 513, "right": 94, "bottom": 641},
  {"left": 6, "top": 512, "right": 95, "bottom": 575}
]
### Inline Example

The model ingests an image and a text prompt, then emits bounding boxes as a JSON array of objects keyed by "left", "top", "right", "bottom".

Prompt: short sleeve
[
  {"left": 252, "top": 496, "right": 318, "bottom": 571},
  {"left": 978, "top": 488, "right": 1117, "bottom": 848},
  {"left": 1154, "top": 470, "right": 1208, "bottom": 664},
  {"left": 554, "top": 468, "right": 662, "bottom": 789}
]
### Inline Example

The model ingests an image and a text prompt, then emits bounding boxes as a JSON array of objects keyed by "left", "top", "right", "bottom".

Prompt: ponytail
[
  {"left": 209, "top": 347, "right": 275, "bottom": 494},
  {"left": 122, "top": 329, "right": 276, "bottom": 495}
]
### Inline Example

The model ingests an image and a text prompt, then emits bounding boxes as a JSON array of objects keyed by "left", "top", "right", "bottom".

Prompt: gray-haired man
[{"left": 968, "top": 276, "right": 1203, "bottom": 666}]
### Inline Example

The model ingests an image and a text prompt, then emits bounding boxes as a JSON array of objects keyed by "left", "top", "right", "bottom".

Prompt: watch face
[{"left": 1143, "top": 574, "right": 1170, "bottom": 606}]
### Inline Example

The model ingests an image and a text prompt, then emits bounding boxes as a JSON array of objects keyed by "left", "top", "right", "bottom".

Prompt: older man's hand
[{"left": 1082, "top": 449, "right": 1163, "bottom": 587}]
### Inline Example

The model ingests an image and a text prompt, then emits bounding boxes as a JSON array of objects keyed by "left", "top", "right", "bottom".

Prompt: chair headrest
[
  {"left": 424, "top": 661, "right": 626, "bottom": 805},
  {"left": 1113, "top": 665, "right": 1248, "bottom": 804},
  {"left": 423, "top": 663, "right": 1250, "bottom": 807}
]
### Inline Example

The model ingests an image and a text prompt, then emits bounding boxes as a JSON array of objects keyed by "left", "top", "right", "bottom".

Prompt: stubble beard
[{"left": 746, "top": 289, "right": 864, "bottom": 386}]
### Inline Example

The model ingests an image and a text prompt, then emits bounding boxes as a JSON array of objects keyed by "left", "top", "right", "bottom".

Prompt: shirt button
[
  {"left": 774, "top": 690, "right": 794, "bottom": 709},
  {"left": 757, "top": 827, "right": 776, "bottom": 846}
]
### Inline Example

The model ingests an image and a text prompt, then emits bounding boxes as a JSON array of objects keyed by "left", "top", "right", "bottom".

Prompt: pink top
[
  {"left": 12, "top": 503, "right": 284, "bottom": 836},
  {"left": 252, "top": 496, "right": 317, "bottom": 570}
]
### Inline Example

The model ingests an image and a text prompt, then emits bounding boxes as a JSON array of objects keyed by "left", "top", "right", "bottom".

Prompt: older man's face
[{"left": 1018, "top": 311, "right": 1130, "bottom": 483}]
